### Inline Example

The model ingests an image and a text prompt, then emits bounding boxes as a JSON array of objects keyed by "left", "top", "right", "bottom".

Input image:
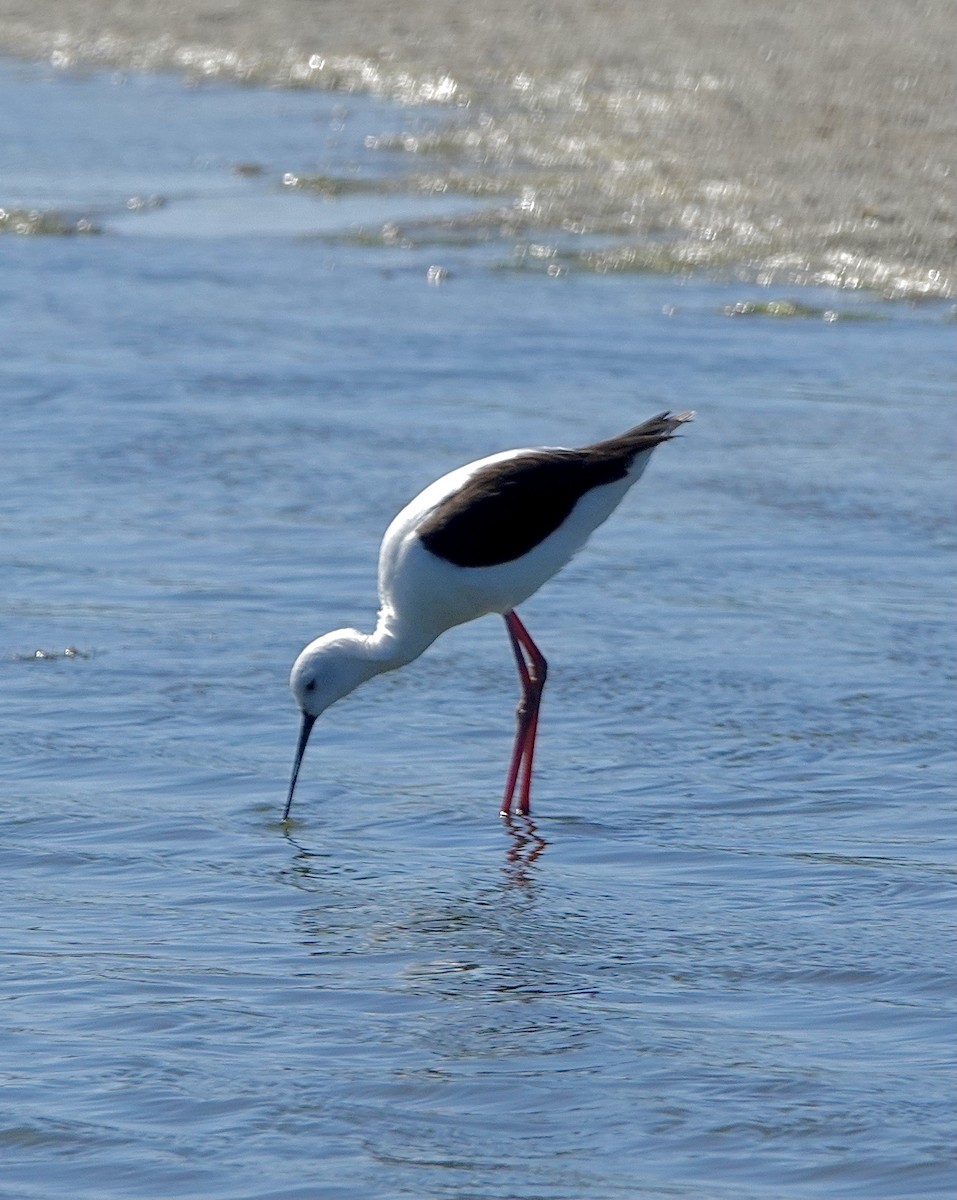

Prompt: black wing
[{"left": 418, "top": 412, "right": 688, "bottom": 568}]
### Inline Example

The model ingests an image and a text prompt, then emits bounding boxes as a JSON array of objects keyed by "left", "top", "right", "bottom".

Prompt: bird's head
[
  {"left": 283, "top": 629, "right": 374, "bottom": 820},
  {"left": 289, "top": 629, "right": 374, "bottom": 718}
]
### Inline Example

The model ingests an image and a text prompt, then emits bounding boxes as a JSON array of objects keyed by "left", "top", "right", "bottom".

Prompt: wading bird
[{"left": 284, "top": 411, "right": 693, "bottom": 820}]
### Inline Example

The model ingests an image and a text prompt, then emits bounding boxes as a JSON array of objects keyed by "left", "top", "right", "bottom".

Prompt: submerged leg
[{"left": 501, "top": 610, "right": 548, "bottom": 816}]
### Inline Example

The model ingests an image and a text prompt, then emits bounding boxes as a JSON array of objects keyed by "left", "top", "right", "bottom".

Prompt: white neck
[{"left": 364, "top": 606, "right": 441, "bottom": 673}]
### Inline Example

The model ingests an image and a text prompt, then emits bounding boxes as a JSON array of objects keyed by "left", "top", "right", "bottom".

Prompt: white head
[
  {"left": 290, "top": 629, "right": 379, "bottom": 717},
  {"left": 283, "top": 628, "right": 378, "bottom": 820}
]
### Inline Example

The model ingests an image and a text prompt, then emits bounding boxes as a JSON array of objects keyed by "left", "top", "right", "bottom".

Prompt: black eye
[{"left": 304, "top": 679, "right": 316, "bottom": 693}]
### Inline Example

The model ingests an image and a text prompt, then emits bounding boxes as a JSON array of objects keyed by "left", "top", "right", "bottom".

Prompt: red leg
[{"left": 501, "top": 610, "right": 548, "bottom": 816}]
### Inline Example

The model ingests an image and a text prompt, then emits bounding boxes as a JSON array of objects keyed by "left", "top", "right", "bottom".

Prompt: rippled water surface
[{"left": 1, "top": 62, "right": 955, "bottom": 1200}]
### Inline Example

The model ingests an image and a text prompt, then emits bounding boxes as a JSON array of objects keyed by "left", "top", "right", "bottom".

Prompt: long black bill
[{"left": 283, "top": 712, "right": 317, "bottom": 821}]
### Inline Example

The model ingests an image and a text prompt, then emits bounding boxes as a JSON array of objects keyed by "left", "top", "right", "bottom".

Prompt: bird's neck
[{"left": 365, "top": 606, "right": 441, "bottom": 674}]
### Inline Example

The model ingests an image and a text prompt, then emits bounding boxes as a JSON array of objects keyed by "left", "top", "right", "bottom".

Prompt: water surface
[{"left": 1, "top": 60, "right": 955, "bottom": 1200}]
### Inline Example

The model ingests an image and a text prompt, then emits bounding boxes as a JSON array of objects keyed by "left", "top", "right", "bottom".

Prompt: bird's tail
[
  {"left": 629, "top": 409, "right": 695, "bottom": 447},
  {"left": 583, "top": 410, "right": 695, "bottom": 463},
  {"left": 644, "top": 410, "right": 695, "bottom": 438}
]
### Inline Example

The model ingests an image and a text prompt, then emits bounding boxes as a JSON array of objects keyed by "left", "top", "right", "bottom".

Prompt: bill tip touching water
[{"left": 283, "top": 411, "right": 694, "bottom": 822}]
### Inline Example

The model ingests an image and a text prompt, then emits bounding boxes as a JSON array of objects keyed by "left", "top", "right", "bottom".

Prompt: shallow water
[{"left": 1, "top": 61, "right": 955, "bottom": 1200}]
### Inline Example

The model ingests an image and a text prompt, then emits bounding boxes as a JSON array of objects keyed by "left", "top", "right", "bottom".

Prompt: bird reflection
[
  {"left": 275, "top": 804, "right": 549, "bottom": 896},
  {"left": 501, "top": 813, "right": 548, "bottom": 891}
]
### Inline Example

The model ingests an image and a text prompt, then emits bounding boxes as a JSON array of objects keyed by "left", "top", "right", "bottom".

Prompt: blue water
[{"left": 1, "top": 61, "right": 955, "bottom": 1200}]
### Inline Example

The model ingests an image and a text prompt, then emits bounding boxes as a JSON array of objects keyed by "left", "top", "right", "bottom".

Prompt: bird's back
[
  {"left": 417, "top": 411, "right": 691, "bottom": 569},
  {"left": 372, "top": 411, "right": 692, "bottom": 647}
]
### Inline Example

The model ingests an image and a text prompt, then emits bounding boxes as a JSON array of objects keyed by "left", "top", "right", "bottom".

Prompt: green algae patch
[
  {"left": 722, "top": 299, "right": 885, "bottom": 321},
  {"left": 283, "top": 173, "right": 389, "bottom": 198},
  {"left": 0, "top": 207, "right": 101, "bottom": 236}
]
